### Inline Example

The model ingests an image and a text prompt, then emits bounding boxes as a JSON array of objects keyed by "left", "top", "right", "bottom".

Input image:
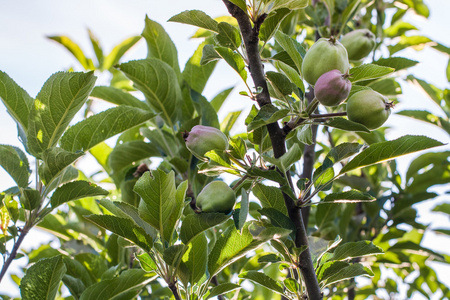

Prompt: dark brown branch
[
  {"left": 168, "top": 281, "right": 182, "bottom": 300},
  {"left": 222, "top": 2, "right": 322, "bottom": 299}
]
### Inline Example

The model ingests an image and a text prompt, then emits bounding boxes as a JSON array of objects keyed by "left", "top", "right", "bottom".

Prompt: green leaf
[
  {"left": 50, "top": 181, "right": 108, "bottom": 208},
  {"left": 210, "top": 87, "right": 234, "bottom": 113},
  {"left": 432, "top": 203, "right": 450, "bottom": 217},
  {"left": 142, "top": 16, "right": 180, "bottom": 76},
  {"left": 368, "top": 78, "right": 402, "bottom": 96},
  {"left": 284, "top": 277, "right": 300, "bottom": 294},
  {"left": 3, "top": 194, "right": 20, "bottom": 223},
  {"left": 319, "top": 261, "right": 373, "bottom": 287},
  {"left": 20, "top": 188, "right": 41, "bottom": 211},
  {"left": 0, "top": 145, "right": 30, "bottom": 188},
  {"left": 274, "top": 61, "right": 305, "bottom": 93},
  {"left": 388, "top": 35, "right": 433, "bottom": 55},
  {"left": 90, "top": 86, "right": 148, "bottom": 110},
  {"left": 180, "top": 234, "right": 208, "bottom": 285},
  {"left": 208, "top": 222, "right": 291, "bottom": 277},
  {"left": 20, "top": 255, "right": 66, "bottom": 300},
  {"left": 271, "top": 0, "right": 309, "bottom": 10},
  {"left": 266, "top": 71, "right": 293, "bottom": 98},
  {"left": 207, "top": 283, "right": 241, "bottom": 299},
  {"left": 118, "top": 59, "right": 180, "bottom": 127},
  {"left": 201, "top": 44, "right": 223, "bottom": 65},
  {"left": 136, "top": 253, "right": 158, "bottom": 272},
  {"left": 259, "top": 208, "right": 296, "bottom": 239},
  {"left": 182, "top": 42, "right": 218, "bottom": 93},
  {"left": 329, "top": 241, "right": 383, "bottom": 261},
  {"left": 169, "top": 9, "right": 219, "bottom": 32},
  {"left": 339, "top": 135, "right": 444, "bottom": 175},
  {"left": 234, "top": 189, "right": 250, "bottom": 232},
  {"left": 60, "top": 106, "right": 155, "bottom": 152},
  {"left": 385, "top": 21, "right": 418, "bottom": 38},
  {"left": 324, "top": 117, "right": 371, "bottom": 133},
  {"left": 88, "top": 29, "right": 104, "bottom": 68},
  {"left": 373, "top": 57, "right": 419, "bottom": 71},
  {"left": 214, "top": 47, "right": 248, "bottom": 82},
  {"left": 47, "top": 36, "right": 94, "bottom": 70},
  {"left": 259, "top": 8, "right": 291, "bottom": 42},
  {"left": 297, "top": 124, "right": 313, "bottom": 145},
  {"left": 247, "top": 104, "right": 289, "bottom": 131},
  {"left": 253, "top": 183, "right": 288, "bottom": 215},
  {"left": 190, "top": 90, "right": 221, "bottom": 129},
  {"left": 322, "top": 190, "right": 376, "bottom": 203},
  {"left": 133, "top": 170, "right": 182, "bottom": 242},
  {"left": 405, "top": 151, "right": 450, "bottom": 181},
  {"left": 406, "top": 75, "right": 442, "bottom": 106},
  {"left": 0, "top": 70, "right": 33, "bottom": 130},
  {"left": 274, "top": 31, "right": 305, "bottom": 75},
  {"left": 45, "top": 166, "right": 79, "bottom": 194},
  {"left": 103, "top": 36, "right": 141, "bottom": 70},
  {"left": 85, "top": 215, "right": 153, "bottom": 252},
  {"left": 27, "top": 71, "right": 96, "bottom": 157},
  {"left": 239, "top": 271, "right": 284, "bottom": 294},
  {"left": 216, "top": 22, "right": 242, "bottom": 50},
  {"left": 349, "top": 64, "right": 394, "bottom": 83},
  {"left": 179, "top": 212, "right": 231, "bottom": 244},
  {"left": 79, "top": 269, "right": 155, "bottom": 300},
  {"left": 264, "top": 143, "right": 302, "bottom": 174},
  {"left": 396, "top": 110, "right": 447, "bottom": 133},
  {"left": 38, "top": 147, "right": 84, "bottom": 186},
  {"left": 108, "top": 141, "right": 160, "bottom": 175}
]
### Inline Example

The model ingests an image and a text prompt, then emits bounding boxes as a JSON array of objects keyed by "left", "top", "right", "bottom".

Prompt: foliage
[{"left": 0, "top": 0, "right": 449, "bottom": 299}]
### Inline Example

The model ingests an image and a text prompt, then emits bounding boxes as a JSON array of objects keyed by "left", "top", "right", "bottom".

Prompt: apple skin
[
  {"left": 341, "top": 29, "right": 376, "bottom": 62},
  {"left": 302, "top": 37, "right": 350, "bottom": 86},
  {"left": 196, "top": 181, "right": 236, "bottom": 214},
  {"left": 184, "top": 125, "right": 228, "bottom": 160},
  {"left": 346, "top": 90, "right": 391, "bottom": 130},
  {"left": 315, "top": 69, "right": 352, "bottom": 106}
]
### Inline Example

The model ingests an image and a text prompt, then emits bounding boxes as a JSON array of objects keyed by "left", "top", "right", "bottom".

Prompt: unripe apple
[
  {"left": 340, "top": 29, "right": 376, "bottom": 62},
  {"left": 196, "top": 181, "right": 236, "bottom": 214},
  {"left": 315, "top": 70, "right": 352, "bottom": 106},
  {"left": 184, "top": 125, "right": 228, "bottom": 160},
  {"left": 301, "top": 37, "right": 350, "bottom": 86},
  {"left": 346, "top": 90, "right": 392, "bottom": 130}
]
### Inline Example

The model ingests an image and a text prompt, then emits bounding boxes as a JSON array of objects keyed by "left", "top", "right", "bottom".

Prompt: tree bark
[{"left": 221, "top": 2, "right": 322, "bottom": 299}]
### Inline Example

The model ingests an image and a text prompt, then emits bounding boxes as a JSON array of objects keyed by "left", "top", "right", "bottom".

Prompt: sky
[{"left": 0, "top": 0, "right": 449, "bottom": 298}]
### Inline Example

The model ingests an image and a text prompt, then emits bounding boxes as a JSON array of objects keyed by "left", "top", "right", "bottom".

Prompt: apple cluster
[{"left": 302, "top": 30, "right": 391, "bottom": 129}]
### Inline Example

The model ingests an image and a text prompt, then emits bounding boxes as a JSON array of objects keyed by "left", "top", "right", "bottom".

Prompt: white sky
[{"left": 0, "top": 0, "right": 449, "bottom": 298}]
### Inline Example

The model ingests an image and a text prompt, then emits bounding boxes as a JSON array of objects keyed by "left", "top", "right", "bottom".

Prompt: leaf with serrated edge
[
  {"left": 207, "top": 283, "right": 241, "bottom": 299},
  {"left": 180, "top": 213, "right": 231, "bottom": 244},
  {"left": 60, "top": 106, "right": 155, "bottom": 152},
  {"left": 79, "top": 269, "right": 155, "bottom": 300},
  {"left": 329, "top": 241, "right": 383, "bottom": 261},
  {"left": 349, "top": 64, "right": 394, "bottom": 83},
  {"left": 39, "top": 147, "right": 84, "bottom": 185},
  {"left": 208, "top": 222, "right": 291, "bottom": 277},
  {"left": 183, "top": 41, "right": 218, "bottom": 93},
  {"left": 90, "top": 86, "right": 148, "bottom": 110},
  {"left": 103, "top": 36, "right": 141, "bottom": 70},
  {"left": 322, "top": 190, "right": 375, "bottom": 203},
  {"left": 274, "top": 31, "right": 305, "bottom": 75},
  {"left": 239, "top": 271, "right": 284, "bottom": 294},
  {"left": 340, "top": 135, "right": 444, "bottom": 175},
  {"left": 169, "top": 10, "right": 219, "bottom": 32},
  {"left": 253, "top": 183, "right": 288, "bottom": 215},
  {"left": 51, "top": 181, "right": 108, "bottom": 208},
  {"left": 0, "top": 70, "right": 33, "bottom": 130},
  {"left": 85, "top": 215, "right": 153, "bottom": 251},
  {"left": 20, "top": 255, "right": 66, "bottom": 300},
  {"left": 27, "top": 71, "right": 96, "bottom": 157},
  {"left": 118, "top": 59, "right": 180, "bottom": 127},
  {"left": 216, "top": 22, "right": 242, "bottom": 50},
  {"left": 133, "top": 170, "right": 181, "bottom": 243},
  {"left": 142, "top": 16, "right": 180, "bottom": 76},
  {"left": 180, "top": 233, "right": 208, "bottom": 284},
  {"left": 108, "top": 141, "right": 160, "bottom": 175},
  {"left": 0, "top": 145, "right": 30, "bottom": 188}
]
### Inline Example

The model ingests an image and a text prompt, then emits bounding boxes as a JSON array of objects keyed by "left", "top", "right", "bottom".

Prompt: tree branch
[
  {"left": 222, "top": 2, "right": 322, "bottom": 299},
  {"left": 0, "top": 225, "right": 29, "bottom": 284}
]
